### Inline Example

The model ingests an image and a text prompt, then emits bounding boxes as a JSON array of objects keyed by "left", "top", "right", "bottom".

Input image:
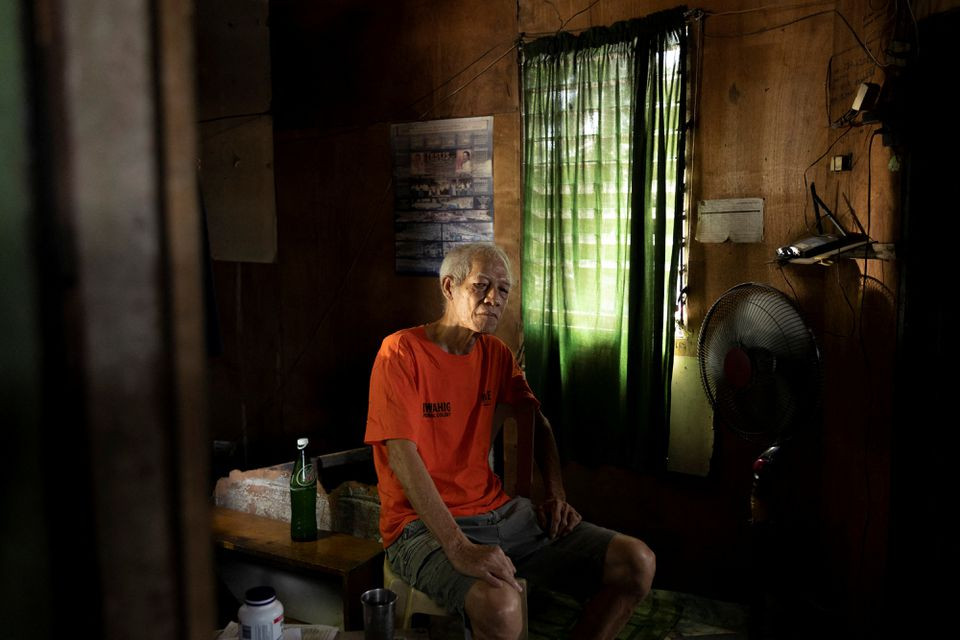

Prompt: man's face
[{"left": 445, "top": 257, "right": 511, "bottom": 334}]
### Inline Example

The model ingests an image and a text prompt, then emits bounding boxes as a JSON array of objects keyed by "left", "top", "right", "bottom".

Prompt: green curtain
[{"left": 521, "top": 8, "right": 687, "bottom": 470}]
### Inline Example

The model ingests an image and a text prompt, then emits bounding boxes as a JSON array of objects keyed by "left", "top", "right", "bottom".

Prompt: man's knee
[
  {"left": 604, "top": 535, "right": 656, "bottom": 598},
  {"left": 465, "top": 581, "right": 523, "bottom": 640}
]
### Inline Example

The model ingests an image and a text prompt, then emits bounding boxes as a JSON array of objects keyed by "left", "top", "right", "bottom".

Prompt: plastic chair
[
  {"left": 384, "top": 558, "right": 527, "bottom": 638},
  {"left": 383, "top": 406, "right": 535, "bottom": 638},
  {"left": 382, "top": 556, "right": 448, "bottom": 626}
]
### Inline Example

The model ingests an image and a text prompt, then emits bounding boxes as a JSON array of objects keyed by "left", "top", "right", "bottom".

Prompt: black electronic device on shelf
[{"left": 776, "top": 184, "right": 872, "bottom": 263}]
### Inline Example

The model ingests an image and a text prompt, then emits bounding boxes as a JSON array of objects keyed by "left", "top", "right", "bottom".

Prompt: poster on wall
[{"left": 390, "top": 116, "right": 494, "bottom": 275}]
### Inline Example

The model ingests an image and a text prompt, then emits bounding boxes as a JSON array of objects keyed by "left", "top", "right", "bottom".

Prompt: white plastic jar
[{"left": 237, "top": 585, "right": 284, "bottom": 640}]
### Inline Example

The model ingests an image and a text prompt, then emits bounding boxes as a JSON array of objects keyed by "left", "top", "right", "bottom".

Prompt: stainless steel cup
[{"left": 361, "top": 587, "right": 397, "bottom": 640}]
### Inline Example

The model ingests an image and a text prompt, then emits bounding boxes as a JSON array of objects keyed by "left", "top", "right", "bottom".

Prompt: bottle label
[
  {"left": 239, "top": 614, "right": 283, "bottom": 640},
  {"left": 238, "top": 599, "right": 284, "bottom": 640},
  {"left": 292, "top": 463, "right": 316, "bottom": 487}
]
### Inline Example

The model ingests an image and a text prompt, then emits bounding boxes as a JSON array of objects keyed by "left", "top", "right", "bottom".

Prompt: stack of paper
[{"left": 215, "top": 621, "right": 339, "bottom": 640}]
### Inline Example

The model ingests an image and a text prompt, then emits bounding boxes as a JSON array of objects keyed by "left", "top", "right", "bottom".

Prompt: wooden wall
[
  {"left": 206, "top": 0, "right": 524, "bottom": 469},
  {"left": 516, "top": 2, "right": 903, "bottom": 633},
  {"left": 200, "top": 0, "right": 947, "bottom": 634}
]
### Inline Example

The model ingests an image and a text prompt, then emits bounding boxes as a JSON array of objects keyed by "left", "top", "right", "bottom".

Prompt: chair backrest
[{"left": 491, "top": 404, "right": 535, "bottom": 498}]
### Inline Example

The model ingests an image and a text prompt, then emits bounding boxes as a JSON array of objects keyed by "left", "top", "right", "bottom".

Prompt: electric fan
[
  {"left": 700, "top": 283, "right": 824, "bottom": 625},
  {"left": 698, "top": 283, "right": 822, "bottom": 443}
]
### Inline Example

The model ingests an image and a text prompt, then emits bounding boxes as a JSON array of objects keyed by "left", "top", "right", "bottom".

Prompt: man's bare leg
[
  {"left": 571, "top": 535, "right": 656, "bottom": 640},
  {"left": 465, "top": 580, "right": 524, "bottom": 640}
]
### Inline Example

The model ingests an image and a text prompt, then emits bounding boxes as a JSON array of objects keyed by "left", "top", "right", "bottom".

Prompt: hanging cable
[
  {"left": 558, "top": 0, "right": 603, "bottom": 32},
  {"left": 703, "top": 6, "right": 889, "bottom": 70},
  {"left": 419, "top": 41, "right": 519, "bottom": 119},
  {"left": 801, "top": 126, "right": 854, "bottom": 232},
  {"left": 835, "top": 261, "right": 858, "bottom": 338},
  {"left": 402, "top": 38, "right": 516, "bottom": 116},
  {"left": 708, "top": 1, "right": 834, "bottom": 16},
  {"left": 776, "top": 263, "right": 803, "bottom": 313}
]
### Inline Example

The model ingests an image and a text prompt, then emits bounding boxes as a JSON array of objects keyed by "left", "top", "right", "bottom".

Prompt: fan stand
[
  {"left": 697, "top": 282, "right": 826, "bottom": 637},
  {"left": 747, "top": 437, "right": 794, "bottom": 640}
]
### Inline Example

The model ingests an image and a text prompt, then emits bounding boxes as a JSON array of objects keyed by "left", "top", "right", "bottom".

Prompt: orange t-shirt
[{"left": 364, "top": 326, "right": 538, "bottom": 547}]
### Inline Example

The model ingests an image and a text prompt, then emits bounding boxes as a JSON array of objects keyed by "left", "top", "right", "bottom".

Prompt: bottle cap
[
  {"left": 297, "top": 438, "right": 309, "bottom": 449},
  {"left": 244, "top": 585, "right": 277, "bottom": 606}
]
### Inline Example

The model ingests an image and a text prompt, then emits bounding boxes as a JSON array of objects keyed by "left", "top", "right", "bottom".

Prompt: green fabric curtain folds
[{"left": 521, "top": 8, "right": 687, "bottom": 470}]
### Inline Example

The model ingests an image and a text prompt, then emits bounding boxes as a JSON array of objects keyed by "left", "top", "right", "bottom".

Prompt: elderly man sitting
[{"left": 364, "top": 243, "right": 655, "bottom": 640}]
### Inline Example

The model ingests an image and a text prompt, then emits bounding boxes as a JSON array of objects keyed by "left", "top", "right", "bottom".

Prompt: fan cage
[{"left": 698, "top": 283, "right": 822, "bottom": 441}]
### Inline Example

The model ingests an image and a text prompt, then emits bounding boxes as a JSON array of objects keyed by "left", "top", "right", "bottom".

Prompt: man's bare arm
[
  {"left": 528, "top": 408, "right": 582, "bottom": 538},
  {"left": 385, "top": 438, "right": 522, "bottom": 591},
  {"left": 529, "top": 408, "right": 563, "bottom": 498}
]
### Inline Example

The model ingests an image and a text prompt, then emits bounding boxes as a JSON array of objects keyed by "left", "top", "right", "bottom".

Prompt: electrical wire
[
  {"left": 852, "top": 128, "right": 890, "bottom": 605},
  {"left": 825, "top": 0, "right": 905, "bottom": 127},
  {"left": 825, "top": 56, "right": 833, "bottom": 127},
  {"left": 776, "top": 263, "right": 802, "bottom": 312},
  {"left": 835, "top": 262, "right": 858, "bottom": 338},
  {"left": 403, "top": 38, "right": 516, "bottom": 115},
  {"left": 707, "top": 1, "right": 834, "bottom": 16},
  {"left": 419, "top": 41, "right": 519, "bottom": 119},
  {"left": 866, "top": 130, "right": 881, "bottom": 241},
  {"left": 834, "top": 9, "right": 889, "bottom": 69},
  {"left": 704, "top": 6, "right": 889, "bottom": 71},
  {"left": 542, "top": 0, "right": 563, "bottom": 30},
  {"left": 198, "top": 110, "right": 272, "bottom": 125},
  {"left": 858, "top": 129, "right": 884, "bottom": 364},
  {"left": 558, "top": 0, "right": 604, "bottom": 33},
  {"left": 199, "top": 111, "right": 273, "bottom": 145},
  {"left": 801, "top": 126, "right": 854, "bottom": 233},
  {"left": 705, "top": 8, "right": 833, "bottom": 38},
  {"left": 195, "top": 36, "right": 515, "bottom": 141}
]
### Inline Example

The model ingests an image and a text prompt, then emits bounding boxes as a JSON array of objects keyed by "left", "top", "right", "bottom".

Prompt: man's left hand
[{"left": 536, "top": 498, "right": 582, "bottom": 538}]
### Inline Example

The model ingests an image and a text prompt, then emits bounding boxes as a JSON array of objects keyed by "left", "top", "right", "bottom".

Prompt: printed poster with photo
[{"left": 390, "top": 116, "right": 494, "bottom": 275}]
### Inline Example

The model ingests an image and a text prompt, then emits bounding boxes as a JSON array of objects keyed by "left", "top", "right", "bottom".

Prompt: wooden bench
[{"left": 211, "top": 506, "right": 384, "bottom": 630}]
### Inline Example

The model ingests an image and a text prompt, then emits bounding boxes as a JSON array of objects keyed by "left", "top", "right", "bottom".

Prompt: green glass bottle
[{"left": 290, "top": 437, "right": 317, "bottom": 541}]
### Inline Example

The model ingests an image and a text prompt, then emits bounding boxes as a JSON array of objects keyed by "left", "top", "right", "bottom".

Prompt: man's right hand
[
  {"left": 446, "top": 537, "right": 523, "bottom": 592},
  {"left": 385, "top": 440, "right": 523, "bottom": 593}
]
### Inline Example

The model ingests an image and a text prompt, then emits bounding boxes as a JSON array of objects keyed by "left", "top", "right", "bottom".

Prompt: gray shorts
[{"left": 385, "top": 497, "right": 616, "bottom": 615}]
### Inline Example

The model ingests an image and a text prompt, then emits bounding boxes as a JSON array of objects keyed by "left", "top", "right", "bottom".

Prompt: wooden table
[{"left": 211, "top": 506, "right": 384, "bottom": 630}]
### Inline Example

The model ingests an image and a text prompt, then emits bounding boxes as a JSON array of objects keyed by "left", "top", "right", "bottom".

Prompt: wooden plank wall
[
  {"left": 516, "top": 3, "right": 906, "bottom": 631},
  {"left": 200, "top": 0, "right": 952, "bottom": 633},
  {"left": 206, "top": 0, "right": 524, "bottom": 468},
  {"left": 196, "top": 0, "right": 277, "bottom": 263}
]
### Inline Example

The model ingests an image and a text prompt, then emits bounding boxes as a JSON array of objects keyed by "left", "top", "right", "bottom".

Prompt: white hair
[{"left": 439, "top": 243, "right": 513, "bottom": 288}]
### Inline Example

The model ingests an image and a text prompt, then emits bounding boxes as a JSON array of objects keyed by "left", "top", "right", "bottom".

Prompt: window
[{"left": 520, "top": 10, "right": 687, "bottom": 469}]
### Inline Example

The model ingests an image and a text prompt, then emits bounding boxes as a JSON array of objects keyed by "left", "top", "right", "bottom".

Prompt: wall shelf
[{"left": 778, "top": 242, "right": 895, "bottom": 265}]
